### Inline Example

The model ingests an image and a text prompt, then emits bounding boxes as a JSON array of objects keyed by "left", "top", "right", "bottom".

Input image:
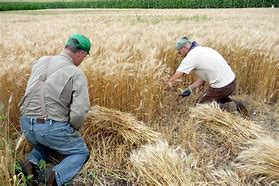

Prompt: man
[
  {"left": 167, "top": 36, "right": 236, "bottom": 109},
  {"left": 19, "top": 34, "right": 91, "bottom": 186}
]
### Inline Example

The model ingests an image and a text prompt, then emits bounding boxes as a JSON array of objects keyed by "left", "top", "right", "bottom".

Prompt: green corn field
[{"left": 0, "top": 0, "right": 278, "bottom": 11}]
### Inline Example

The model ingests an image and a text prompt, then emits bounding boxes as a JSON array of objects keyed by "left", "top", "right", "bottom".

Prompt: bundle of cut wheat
[
  {"left": 233, "top": 136, "right": 279, "bottom": 184},
  {"left": 84, "top": 105, "right": 160, "bottom": 145},
  {"left": 207, "top": 167, "right": 246, "bottom": 185},
  {"left": 130, "top": 140, "right": 197, "bottom": 185},
  {"left": 82, "top": 106, "right": 161, "bottom": 183},
  {"left": 189, "top": 102, "right": 263, "bottom": 154}
]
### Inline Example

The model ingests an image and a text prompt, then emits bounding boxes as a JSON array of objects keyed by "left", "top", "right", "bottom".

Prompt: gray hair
[{"left": 65, "top": 43, "right": 84, "bottom": 53}]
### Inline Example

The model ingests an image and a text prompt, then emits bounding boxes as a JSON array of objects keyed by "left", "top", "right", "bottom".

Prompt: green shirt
[{"left": 19, "top": 52, "right": 90, "bottom": 129}]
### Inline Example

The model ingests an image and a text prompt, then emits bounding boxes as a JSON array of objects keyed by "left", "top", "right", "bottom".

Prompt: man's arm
[
  {"left": 70, "top": 73, "right": 90, "bottom": 130},
  {"left": 179, "top": 78, "right": 205, "bottom": 97},
  {"left": 189, "top": 79, "right": 205, "bottom": 91}
]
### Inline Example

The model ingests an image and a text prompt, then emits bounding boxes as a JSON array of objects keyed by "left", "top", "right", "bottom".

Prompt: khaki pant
[{"left": 198, "top": 79, "right": 236, "bottom": 104}]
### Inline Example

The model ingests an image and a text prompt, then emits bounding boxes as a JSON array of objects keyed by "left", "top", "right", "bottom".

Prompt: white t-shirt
[{"left": 176, "top": 46, "right": 235, "bottom": 88}]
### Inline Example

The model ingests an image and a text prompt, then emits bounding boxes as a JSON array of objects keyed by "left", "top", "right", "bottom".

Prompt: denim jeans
[{"left": 20, "top": 116, "right": 89, "bottom": 186}]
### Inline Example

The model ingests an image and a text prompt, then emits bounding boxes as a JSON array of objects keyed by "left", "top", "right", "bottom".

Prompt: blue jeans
[{"left": 20, "top": 116, "right": 89, "bottom": 186}]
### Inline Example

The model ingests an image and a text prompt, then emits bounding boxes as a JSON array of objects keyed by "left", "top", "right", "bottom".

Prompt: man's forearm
[
  {"left": 189, "top": 79, "right": 205, "bottom": 90},
  {"left": 69, "top": 111, "right": 86, "bottom": 130}
]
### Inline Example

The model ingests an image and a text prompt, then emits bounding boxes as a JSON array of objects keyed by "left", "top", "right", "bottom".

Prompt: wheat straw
[
  {"left": 189, "top": 102, "right": 263, "bottom": 152},
  {"left": 234, "top": 136, "right": 279, "bottom": 184},
  {"left": 130, "top": 140, "right": 197, "bottom": 185},
  {"left": 85, "top": 105, "right": 160, "bottom": 145}
]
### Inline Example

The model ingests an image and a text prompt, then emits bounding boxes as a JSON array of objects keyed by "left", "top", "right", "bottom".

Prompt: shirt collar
[
  {"left": 189, "top": 41, "right": 198, "bottom": 51},
  {"left": 59, "top": 51, "right": 74, "bottom": 64}
]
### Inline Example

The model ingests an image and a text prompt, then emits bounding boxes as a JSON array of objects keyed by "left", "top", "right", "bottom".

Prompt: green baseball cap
[
  {"left": 176, "top": 36, "right": 192, "bottom": 52},
  {"left": 67, "top": 34, "right": 91, "bottom": 54}
]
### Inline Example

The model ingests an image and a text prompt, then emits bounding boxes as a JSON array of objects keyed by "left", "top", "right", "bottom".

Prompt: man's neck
[{"left": 63, "top": 49, "right": 74, "bottom": 59}]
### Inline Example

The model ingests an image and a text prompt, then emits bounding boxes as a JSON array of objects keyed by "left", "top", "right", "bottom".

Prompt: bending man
[
  {"left": 167, "top": 36, "right": 236, "bottom": 108},
  {"left": 19, "top": 34, "right": 91, "bottom": 186}
]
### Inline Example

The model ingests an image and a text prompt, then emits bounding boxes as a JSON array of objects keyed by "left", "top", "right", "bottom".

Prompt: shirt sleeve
[
  {"left": 176, "top": 56, "right": 195, "bottom": 74},
  {"left": 69, "top": 71, "right": 91, "bottom": 130}
]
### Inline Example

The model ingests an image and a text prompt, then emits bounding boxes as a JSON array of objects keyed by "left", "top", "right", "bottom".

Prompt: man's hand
[
  {"left": 166, "top": 71, "right": 184, "bottom": 90},
  {"left": 165, "top": 81, "right": 176, "bottom": 91},
  {"left": 179, "top": 87, "right": 192, "bottom": 97}
]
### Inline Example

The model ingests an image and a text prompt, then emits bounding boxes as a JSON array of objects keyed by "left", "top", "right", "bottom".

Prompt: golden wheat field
[{"left": 0, "top": 8, "right": 278, "bottom": 185}]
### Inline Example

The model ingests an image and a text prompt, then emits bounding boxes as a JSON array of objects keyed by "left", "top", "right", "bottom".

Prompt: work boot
[
  {"left": 66, "top": 180, "right": 86, "bottom": 186},
  {"left": 18, "top": 160, "right": 38, "bottom": 186},
  {"left": 221, "top": 101, "right": 238, "bottom": 113},
  {"left": 37, "top": 168, "right": 57, "bottom": 186},
  {"left": 234, "top": 100, "right": 249, "bottom": 117},
  {"left": 47, "top": 170, "right": 57, "bottom": 186}
]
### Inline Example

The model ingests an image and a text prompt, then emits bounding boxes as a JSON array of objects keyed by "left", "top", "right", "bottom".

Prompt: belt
[
  {"left": 35, "top": 117, "right": 54, "bottom": 124},
  {"left": 36, "top": 118, "right": 47, "bottom": 123}
]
